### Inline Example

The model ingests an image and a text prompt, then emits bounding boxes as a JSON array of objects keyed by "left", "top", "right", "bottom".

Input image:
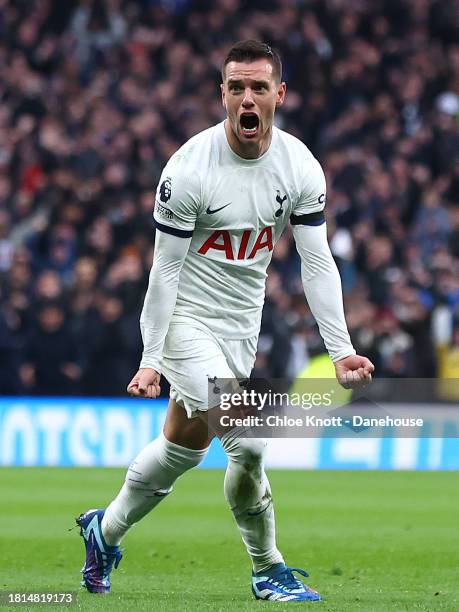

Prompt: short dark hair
[{"left": 222, "top": 40, "right": 282, "bottom": 83}]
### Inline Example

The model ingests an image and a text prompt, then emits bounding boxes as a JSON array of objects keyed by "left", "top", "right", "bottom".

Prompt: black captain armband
[
  {"left": 290, "top": 210, "right": 325, "bottom": 226},
  {"left": 153, "top": 219, "right": 194, "bottom": 238}
]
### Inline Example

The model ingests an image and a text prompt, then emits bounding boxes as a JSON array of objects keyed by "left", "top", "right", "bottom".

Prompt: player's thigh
[
  {"left": 162, "top": 323, "right": 236, "bottom": 417},
  {"left": 163, "top": 398, "right": 214, "bottom": 450},
  {"left": 198, "top": 336, "right": 259, "bottom": 438}
]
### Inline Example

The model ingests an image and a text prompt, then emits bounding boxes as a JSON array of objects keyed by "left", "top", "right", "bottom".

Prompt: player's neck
[{"left": 224, "top": 120, "right": 272, "bottom": 160}]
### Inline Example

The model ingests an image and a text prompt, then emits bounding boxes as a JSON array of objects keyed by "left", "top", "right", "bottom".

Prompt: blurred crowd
[{"left": 1, "top": 0, "right": 459, "bottom": 396}]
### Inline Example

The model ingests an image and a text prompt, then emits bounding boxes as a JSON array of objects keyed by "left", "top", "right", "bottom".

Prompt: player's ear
[
  {"left": 276, "top": 81, "right": 286, "bottom": 107},
  {"left": 220, "top": 83, "right": 226, "bottom": 108}
]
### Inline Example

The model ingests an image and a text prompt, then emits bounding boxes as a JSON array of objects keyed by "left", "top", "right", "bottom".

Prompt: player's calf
[
  {"left": 222, "top": 434, "right": 284, "bottom": 572},
  {"left": 101, "top": 433, "right": 209, "bottom": 546}
]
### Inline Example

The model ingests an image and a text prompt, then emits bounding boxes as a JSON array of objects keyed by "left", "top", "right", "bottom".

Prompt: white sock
[
  {"left": 221, "top": 432, "right": 284, "bottom": 573},
  {"left": 102, "top": 432, "right": 208, "bottom": 545}
]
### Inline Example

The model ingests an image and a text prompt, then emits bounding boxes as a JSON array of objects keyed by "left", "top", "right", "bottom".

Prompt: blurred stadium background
[
  {"left": 1, "top": 0, "right": 459, "bottom": 467},
  {"left": 1, "top": 2, "right": 459, "bottom": 609}
]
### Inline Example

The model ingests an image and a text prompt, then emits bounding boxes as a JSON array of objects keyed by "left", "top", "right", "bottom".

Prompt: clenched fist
[
  {"left": 334, "top": 355, "right": 375, "bottom": 389},
  {"left": 127, "top": 368, "right": 161, "bottom": 398}
]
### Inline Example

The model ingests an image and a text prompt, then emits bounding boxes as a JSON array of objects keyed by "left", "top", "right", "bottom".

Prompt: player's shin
[
  {"left": 101, "top": 432, "right": 208, "bottom": 545},
  {"left": 221, "top": 433, "right": 284, "bottom": 572}
]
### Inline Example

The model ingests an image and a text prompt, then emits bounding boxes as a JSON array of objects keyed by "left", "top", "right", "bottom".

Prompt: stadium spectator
[
  {"left": 1, "top": 0, "right": 459, "bottom": 395},
  {"left": 19, "top": 300, "right": 82, "bottom": 395}
]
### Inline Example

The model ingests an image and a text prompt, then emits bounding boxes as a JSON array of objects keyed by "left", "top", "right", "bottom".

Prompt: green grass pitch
[{"left": 1, "top": 468, "right": 458, "bottom": 611}]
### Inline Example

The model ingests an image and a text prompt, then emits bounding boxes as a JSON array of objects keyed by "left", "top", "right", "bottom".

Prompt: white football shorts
[{"left": 161, "top": 320, "right": 258, "bottom": 418}]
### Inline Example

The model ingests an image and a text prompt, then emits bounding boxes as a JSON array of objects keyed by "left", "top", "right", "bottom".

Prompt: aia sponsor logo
[{"left": 198, "top": 227, "right": 273, "bottom": 260}]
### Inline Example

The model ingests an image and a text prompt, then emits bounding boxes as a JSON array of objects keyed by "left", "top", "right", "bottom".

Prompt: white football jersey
[{"left": 153, "top": 121, "right": 326, "bottom": 339}]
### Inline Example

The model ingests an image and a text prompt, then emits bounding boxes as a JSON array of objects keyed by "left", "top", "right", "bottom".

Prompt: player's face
[{"left": 221, "top": 59, "right": 286, "bottom": 157}]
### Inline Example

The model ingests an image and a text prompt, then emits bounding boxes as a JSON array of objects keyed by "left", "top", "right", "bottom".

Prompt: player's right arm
[
  {"left": 127, "top": 160, "right": 199, "bottom": 398},
  {"left": 291, "top": 154, "right": 374, "bottom": 389},
  {"left": 127, "top": 231, "right": 191, "bottom": 398}
]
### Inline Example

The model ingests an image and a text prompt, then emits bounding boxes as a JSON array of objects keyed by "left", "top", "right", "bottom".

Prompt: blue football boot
[
  {"left": 76, "top": 509, "right": 122, "bottom": 594},
  {"left": 252, "top": 563, "right": 321, "bottom": 602}
]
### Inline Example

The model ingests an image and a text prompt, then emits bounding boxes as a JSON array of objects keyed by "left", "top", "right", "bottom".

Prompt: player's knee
[
  {"left": 222, "top": 435, "right": 267, "bottom": 470},
  {"left": 222, "top": 437, "right": 272, "bottom": 516},
  {"left": 124, "top": 433, "right": 208, "bottom": 493}
]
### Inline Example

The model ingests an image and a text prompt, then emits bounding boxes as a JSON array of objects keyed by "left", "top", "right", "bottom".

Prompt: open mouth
[{"left": 240, "top": 112, "right": 260, "bottom": 137}]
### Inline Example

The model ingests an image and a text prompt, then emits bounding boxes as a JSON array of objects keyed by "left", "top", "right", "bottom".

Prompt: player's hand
[
  {"left": 334, "top": 355, "right": 375, "bottom": 389},
  {"left": 127, "top": 368, "right": 161, "bottom": 398}
]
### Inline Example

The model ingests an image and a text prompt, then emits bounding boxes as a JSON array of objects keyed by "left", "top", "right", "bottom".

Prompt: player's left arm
[{"left": 292, "top": 158, "right": 374, "bottom": 389}]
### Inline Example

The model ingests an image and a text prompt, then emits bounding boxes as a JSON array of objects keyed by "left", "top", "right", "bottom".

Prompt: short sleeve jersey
[{"left": 153, "top": 122, "right": 326, "bottom": 339}]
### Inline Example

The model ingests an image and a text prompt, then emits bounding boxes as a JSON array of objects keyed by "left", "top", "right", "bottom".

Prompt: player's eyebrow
[
  {"left": 251, "top": 79, "right": 270, "bottom": 88},
  {"left": 227, "top": 78, "right": 270, "bottom": 88},
  {"left": 227, "top": 79, "right": 244, "bottom": 87}
]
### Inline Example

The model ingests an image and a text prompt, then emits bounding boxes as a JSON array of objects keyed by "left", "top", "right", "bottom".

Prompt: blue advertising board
[{"left": 0, "top": 398, "right": 458, "bottom": 469}]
